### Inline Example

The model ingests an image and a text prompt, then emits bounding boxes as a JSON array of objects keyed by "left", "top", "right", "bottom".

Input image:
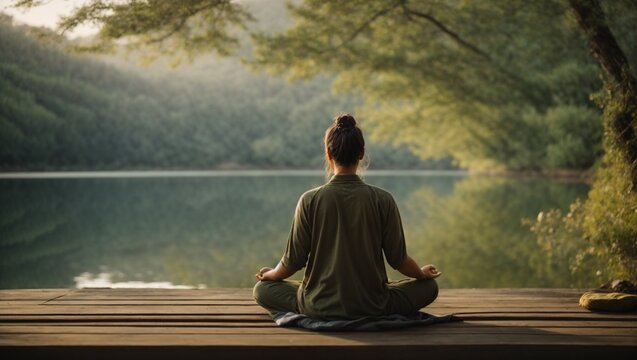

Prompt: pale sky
[{"left": 0, "top": 0, "right": 98, "bottom": 37}]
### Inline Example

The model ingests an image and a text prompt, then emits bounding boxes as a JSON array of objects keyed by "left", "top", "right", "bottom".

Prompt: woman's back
[
  {"left": 281, "top": 174, "right": 407, "bottom": 320},
  {"left": 254, "top": 113, "right": 440, "bottom": 321}
]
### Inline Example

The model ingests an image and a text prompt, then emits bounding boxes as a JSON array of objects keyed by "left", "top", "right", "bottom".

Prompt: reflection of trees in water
[
  {"left": 0, "top": 175, "right": 452, "bottom": 288},
  {"left": 0, "top": 177, "right": 308, "bottom": 288},
  {"left": 397, "top": 178, "right": 593, "bottom": 288},
  {"left": 0, "top": 175, "right": 590, "bottom": 288}
]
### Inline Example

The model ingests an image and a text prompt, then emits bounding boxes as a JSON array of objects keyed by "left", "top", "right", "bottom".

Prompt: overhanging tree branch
[
  {"left": 18, "top": 0, "right": 251, "bottom": 58},
  {"left": 321, "top": 2, "right": 403, "bottom": 52},
  {"left": 401, "top": 6, "right": 493, "bottom": 61},
  {"left": 398, "top": 4, "right": 549, "bottom": 109}
]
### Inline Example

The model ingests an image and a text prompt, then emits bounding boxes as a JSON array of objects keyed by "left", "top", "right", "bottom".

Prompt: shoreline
[
  {"left": 0, "top": 169, "right": 468, "bottom": 179},
  {"left": 0, "top": 168, "right": 591, "bottom": 179},
  {"left": 469, "top": 168, "right": 592, "bottom": 179}
]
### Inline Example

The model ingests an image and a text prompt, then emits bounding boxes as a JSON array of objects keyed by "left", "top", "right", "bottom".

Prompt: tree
[
  {"left": 251, "top": 0, "right": 607, "bottom": 170},
  {"left": 249, "top": 0, "right": 637, "bottom": 279},
  {"left": 13, "top": 0, "right": 613, "bottom": 170},
  {"left": 527, "top": 0, "right": 637, "bottom": 281},
  {"left": 569, "top": 0, "right": 637, "bottom": 190},
  {"left": 13, "top": 0, "right": 252, "bottom": 63}
]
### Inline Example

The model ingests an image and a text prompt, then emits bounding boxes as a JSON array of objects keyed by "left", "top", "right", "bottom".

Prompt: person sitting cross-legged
[{"left": 254, "top": 113, "right": 441, "bottom": 321}]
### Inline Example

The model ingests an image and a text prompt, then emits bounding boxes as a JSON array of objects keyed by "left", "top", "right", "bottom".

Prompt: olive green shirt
[{"left": 280, "top": 174, "right": 407, "bottom": 320}]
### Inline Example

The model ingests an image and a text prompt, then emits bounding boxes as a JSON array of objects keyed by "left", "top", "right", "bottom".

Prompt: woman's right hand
[
  {"left": 421, "top": 264, "right": 441, "bottom": 279},
  {"left": 255, "top": 267, "right": 273, "bottom": 280}
]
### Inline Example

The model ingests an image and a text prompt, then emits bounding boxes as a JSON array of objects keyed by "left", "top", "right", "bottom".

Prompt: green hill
[{"left": 0, "top": 11, "right": 443, "bottom": 170}]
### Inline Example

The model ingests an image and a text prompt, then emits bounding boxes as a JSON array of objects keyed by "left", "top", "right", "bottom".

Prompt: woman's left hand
[
  {"left": 255, "top": 267, "right": 273, "bottom": 281},
  {"left": 421, "top": 264, "right": 442, "bottom": 279}
]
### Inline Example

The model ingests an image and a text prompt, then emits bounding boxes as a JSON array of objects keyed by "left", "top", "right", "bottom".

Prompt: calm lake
[{"left": 0, "top": 171, "right": 595, "bottom": 289}]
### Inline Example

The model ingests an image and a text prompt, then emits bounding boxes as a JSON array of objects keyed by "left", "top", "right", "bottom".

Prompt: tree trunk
[{"left": 569, "top": 0, "right": 637, "bottom": 190}]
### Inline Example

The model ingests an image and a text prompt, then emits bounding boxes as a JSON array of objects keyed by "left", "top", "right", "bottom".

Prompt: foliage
[
  {"left": 392, "top": 177, "right": 593, "bottom": 287},
  {"left": 12, "top": 0, "right": 252, "bottom": 64},
  {"left": 526, "top": 200, "right": 603, "bottom": 280},
  {"left": 251, "top": 0, "right": 616, "bottom": 170},
  {"left": 527, "top": 0, "right": 637, "bottom": 281},
  {"left": 0, "top": 14, "right": 436, "bottom": 170},
  {"left": 544, "top": 105, "right": 603, "bottom": 169},
  {"left": 11, "top": 0, "right": 623, "bottom": 171},
  {"left": 583, "top": 152, "right": 637, "bottom": 280},
  {"left": 528, "top": 152, "right": 637, "bottom": 282}
]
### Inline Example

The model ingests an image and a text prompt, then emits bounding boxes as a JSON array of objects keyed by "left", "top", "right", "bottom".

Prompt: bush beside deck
[{"left": 0, "top": 288, "right": 635, "bottom": 359}]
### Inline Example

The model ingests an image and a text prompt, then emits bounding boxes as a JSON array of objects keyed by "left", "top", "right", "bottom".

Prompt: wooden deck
[{"left": 0, "top": 288, "right": 635, "bottom": 359}]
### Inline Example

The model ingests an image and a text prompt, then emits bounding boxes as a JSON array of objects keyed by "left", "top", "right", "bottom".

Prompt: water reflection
[
  {"left": 393, "top": 177, "right": 596, "bottom": 288},
  {"left": 74, "top": 272, "right": 202, "bottom": 289},
  {"left": 0, "top": 174, "right": 590, "bottom": 289}
]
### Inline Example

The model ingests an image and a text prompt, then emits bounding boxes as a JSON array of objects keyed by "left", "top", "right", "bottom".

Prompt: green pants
[{"left": 253, "top": 278, "right": 438, "bottom": 316}]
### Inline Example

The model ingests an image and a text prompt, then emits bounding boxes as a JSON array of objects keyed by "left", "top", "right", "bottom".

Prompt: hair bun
[{"left": 336, "top": 114, "right": 356, "bottom": 130}]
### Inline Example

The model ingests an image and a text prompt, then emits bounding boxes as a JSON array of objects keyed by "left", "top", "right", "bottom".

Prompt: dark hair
[{"left": 324, "top": 113, "right": 365, "bottom": 169}]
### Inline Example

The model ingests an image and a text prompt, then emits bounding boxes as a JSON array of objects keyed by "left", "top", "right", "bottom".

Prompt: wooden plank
[
  {"left": 48, "top": 295, "right": 583, "bottom": 301},
  {"left": 51, "top": 297, "right": 581, "bottom": 304},
  {"left": 49, "top": 288, "right": 585, "bottom": 298},
  {"left": 0, "top": 321, "right": 279, "bottom": 328},
  {"left": 1, "top": 325, "right": 635, "bottom": 337},
  {"left": 43, "top": 300, "right": 259, "bottom": 305},
  {"left": 47, "top": 290, "right": 584, "bottom": 305},
  {"left": 440, "top": 288, "right": 586, "bottom": 294},
  {"left": 48, "top": 294, "right": 584, "bottom": 300},
  {"left": 2, "top": 345, "right": 635, "bottom": 360},
  {"left": 59, "top": 288, "right": 252, "bottom": 296},
  {"left": 1, "top": 319, "right": 635, "bottom": 329},
  {"left": 35, "top": 302, "right": 584, "bottom": 310},
  {"left": 0, "top": 287, "right": 635, "bottom": 360},
  {"left": 0, "top": 311, "right": 618, "bottom": 323},
  {"left": 0, "top": 314, "right": 273, "bottom": 322},
  {"left": 0, "top": 305, "right": 599, "bottom": 315},
  {"left": 0, "top": 289, "right": 72, "bottom": 297},
  {"left": 449, "top": 313, "right": 637, "bottom": 321},
  {"left": 1, "top": 313, "right": 634, "bottom": 324},
  {"left": 0, "top": 288, "right": 588, "bottom": 297},
  {"left": 1, "top": 305, "right": 635, "bottom": 321},
  {"left": 0, "top": 289, "right": 72, "bottom": 303},
  {"left": 44, "top": 299, "right": 582, "bottom": 306},
  {"left": 1, "top": 332, "right": 635, "bottom": 346},
  {"left": 41, "top": 299, "right": 584, "bottom": 307},
  {"left": 21, "top": 304, "right": 592, "bottom": 313},
  {"left": 0, "top": 305, "right": 268, "bottom": 315}
]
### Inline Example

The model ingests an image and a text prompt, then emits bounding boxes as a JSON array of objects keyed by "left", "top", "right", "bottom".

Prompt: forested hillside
[
  {"left": 0, "top": 12, "right": 437, "bottom": 170},
  {"left": 5, "top": 0, "right": 628, "bottom": 172}
]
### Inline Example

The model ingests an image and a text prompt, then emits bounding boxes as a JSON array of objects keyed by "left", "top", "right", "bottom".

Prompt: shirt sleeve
[
  {"left": 381, "top": 193, "right": 407, "bottom": 270},
  {"left": 280, "top": 193, "right": 312, "bottom": 272}
]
